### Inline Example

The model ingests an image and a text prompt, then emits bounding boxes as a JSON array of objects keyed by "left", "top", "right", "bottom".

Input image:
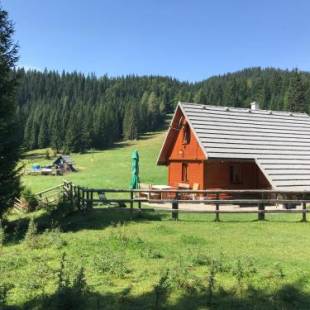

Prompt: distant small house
[
  {"left": 157, "top": 101, "right": 310, "bottom": 191},
  {"left": 53, "top": 155, "right": 77, "bottom": 173}
]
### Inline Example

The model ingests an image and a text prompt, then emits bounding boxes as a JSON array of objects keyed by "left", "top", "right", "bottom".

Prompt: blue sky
[{"left": 2, "top": 0, "right": 310, "bottom": 81}]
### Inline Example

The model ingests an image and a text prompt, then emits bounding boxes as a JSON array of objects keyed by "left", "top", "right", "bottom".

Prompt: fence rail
[
  {"left": 35, "top": 184, "right": 64, "bottom": 207},
  {"left": 62, "top": 181, "right": 310, "bottom": 222}
]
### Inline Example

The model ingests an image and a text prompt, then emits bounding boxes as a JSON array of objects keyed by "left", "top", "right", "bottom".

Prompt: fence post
[
  {"left": 86, "top": 189, "right": 90, "bottom": 209},
  {"left": 90, "top": 190, "right": 94, "bottom": 209},
  {"left": 215, "top": 193, "right": 220, "bottom": 222},
  {"left": 77, "top": 186, "right": 81, "bottom": 210},
  {"left": 81, "top": 188, "right": 85, "bottom": 211},
  {"left": 62, "top": 182, "right": 66, "bottom": 201},
  {"left": 172, "top": 192, "right": 179, "bottom": 221},
  {"left": 258, "top": 192, "right": 265, "bottom": 220},
  {"left": 302, "top": 194, "right": 307, "bottom": 222},
  {"left": 130, "top": 191, "right": 134, "bottom": 216},
  {"left": 70, "top": 183, "right": 74, "bottom": 208},
  {"left": 258, "top": 203, "right": 265, "bottom": 220}
]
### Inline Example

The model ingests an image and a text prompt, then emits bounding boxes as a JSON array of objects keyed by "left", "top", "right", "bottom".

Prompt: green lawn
[
  {"left": 2, "top": 131, "right": 310, "bottom": 309},
  {"left": 21, "top": 131, "right": 167, "bottom": 193}
]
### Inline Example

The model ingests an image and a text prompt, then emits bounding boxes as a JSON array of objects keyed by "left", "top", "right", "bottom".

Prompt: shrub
[
  {"left": 41, "top": 227, "right": 67, "bottom": 249},
  {"left": 12, "top": 220, "right": 22, "bottom": 243},
  {"left": 141, "top": 247, "right": 163, "bottom": 259},
  {"left": 24, "top": 217, "right": 39, "bottom": 249},
  {"left": 54, "top": 253, "right": 90, "bottom": 310},
  {"left": 206, "top": 260, "right": 217, "bottom": 305},
  {"left": 22, "top": 259, "right": 52, "bottom": 301},
  {"left": 94, "top": 250, "right": 130, "bottom": 278},
  {"left": 50, "top": 199, "right": 76, "bottom": 224},
  {"left": 180, "top": 234, "right": 205, "bottom": 246},
  {"left": 153, "top": 224, "right": 175, "bottom": 235},
  {"left": 232, "top": 258, "right": 257, "bottom": 294},
  {"left": 21, "top": 188, "right": 39, "bottom": 212},
  {"left": 273, "top": 262, "right": 285, "bottom": 279},
  {"left": 191, "top": 250, "right": 212, "bottom": 267},
  {"left": 0, "top": 220, "right": 5, "bottom": 248},
  {"left": 118, "top": 286, "right": 132, "bottom": 305},
  {"left": 168, "top": 263, "right": 203, "bottom": 294},
  {"left": 109, "top": 222, "right": 129, "bottom": 244},
  {"left": 154, "top": 270, "right": 171, "bottom": 309},
  {"left": 0, "top": 282, "right": 14, "bottom": 307}
]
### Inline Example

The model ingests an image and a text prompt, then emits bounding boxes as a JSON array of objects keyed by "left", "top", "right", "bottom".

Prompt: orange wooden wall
[
  {"left": 205, "top": 161, "right": 271, "bottom": 189},
  {"left": 165, "top": 109, "right": 271, "bottom": 190},
  {"left": 167, "top": 114, "right": 206, "bottom": 189},
  {"left": 168, "top": 161, "right": 205, "bottom": 188},
  {"left": 168, "top": 124, "right": 205, "bottom": 162}
]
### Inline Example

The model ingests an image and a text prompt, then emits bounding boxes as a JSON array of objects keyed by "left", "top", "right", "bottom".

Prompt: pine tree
[
  {"left": 123, "top": 102, "right": 138, "bottom": 140},
  {"left": 79, "top": 117, "right": 91, "bottom": 153},
  {"left": 51, "top": 110, "right": 63, "bottom": 152},
  {"left": 194, "top": 89, "right": 207, "bottom": 104},
  {"left": 92, "top": 104, "right": 106, "bottom": 149},
  {"left": 0, "top": 7, "right": 20, "bottom": 218},
  {"left": 13, "top": 66, "right": 310, "bottom": 154},
  {"left": 38, "top": 115, "right": 49, "bottom": 148},
  {"left": 287, "top": 70, "right": 305, "bottom": 112},
  {"left": 147, "top": 92, "right": 161, "bottom": 130}
]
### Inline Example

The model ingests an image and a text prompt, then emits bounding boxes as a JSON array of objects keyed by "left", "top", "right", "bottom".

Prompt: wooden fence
[
  {"left": 36, "top": 184, "right": 64, "bottom": 207},
  {"left": 62, "top": 181, "right": 310, "bottom": 222}
]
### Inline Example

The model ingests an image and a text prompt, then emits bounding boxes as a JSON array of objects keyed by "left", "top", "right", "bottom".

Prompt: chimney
[{"left": 250, "top": 101, "right": 259, "bottom": 111}]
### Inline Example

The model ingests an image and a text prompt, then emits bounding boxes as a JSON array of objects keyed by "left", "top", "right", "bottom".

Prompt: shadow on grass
[
  {"left": 58, "top": 208, "right": 165, "bottom": 233},
  {"left": 138, "top": 131, "right": 163, "bottom": 140},
  {"left": 18, "top": 278, "right": 310, "bottom": 310},
  {"left": 6, "top": 205, "right": 309, "bottom": 245},
  {"left": 5, "top": 207, "right": 166, "bottom": 244}
]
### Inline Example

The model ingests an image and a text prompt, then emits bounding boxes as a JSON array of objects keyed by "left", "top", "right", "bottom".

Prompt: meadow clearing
[{"left": 1, "top": 131, "right": 310, "bottom": 309}]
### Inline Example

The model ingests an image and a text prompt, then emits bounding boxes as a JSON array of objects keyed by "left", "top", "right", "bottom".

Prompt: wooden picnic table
[{"left": 151, "top": 185, "right": 177, "bottom": 200}]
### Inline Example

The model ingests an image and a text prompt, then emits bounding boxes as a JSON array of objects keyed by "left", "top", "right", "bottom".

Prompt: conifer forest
[{"left": 17, "top": 67, "right": 310, "bottom": 153}]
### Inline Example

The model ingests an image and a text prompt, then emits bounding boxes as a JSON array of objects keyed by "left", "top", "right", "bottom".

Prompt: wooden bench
[
  {"left": 138, "top": 183, "right": 152, "bottom": 199},
  {"left": 178, "top": 183, "right": 191, "bottom": 200},
  {"left": 206, "top": 189, "right": 233, "bottom": 200}
]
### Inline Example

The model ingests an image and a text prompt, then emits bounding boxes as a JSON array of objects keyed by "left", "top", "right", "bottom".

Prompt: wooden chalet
[{"left": 157, "top": 102, "right": 310, "bottom": 191}]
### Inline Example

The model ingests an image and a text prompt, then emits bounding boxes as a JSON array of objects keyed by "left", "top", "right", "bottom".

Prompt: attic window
[
  {"left": 178, "top": 116, "right": 184, "bottom": 129},
  {"left": 183, "top": 123, "right": 191, "bottom": 145}
]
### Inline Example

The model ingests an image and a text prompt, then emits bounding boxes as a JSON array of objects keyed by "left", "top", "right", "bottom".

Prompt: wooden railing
[
  {"left": 62, "top": 181, "right": 310, "bottom": 222},
  {"left": 35, "top": 184, "right": 64, "bottom": 206}
]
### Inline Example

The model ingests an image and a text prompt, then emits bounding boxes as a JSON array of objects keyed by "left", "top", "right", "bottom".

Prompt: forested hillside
[{"left": 17, "top": 67, "right": 310, "bottom": 152}]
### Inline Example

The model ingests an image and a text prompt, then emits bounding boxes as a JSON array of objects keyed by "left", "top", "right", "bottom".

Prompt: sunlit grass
[
  {"left": 3, "top": 130, "right": 309, "bottom": 308},
  {"left": 21, "top": 131, "right": 167, "bottom": 193}
]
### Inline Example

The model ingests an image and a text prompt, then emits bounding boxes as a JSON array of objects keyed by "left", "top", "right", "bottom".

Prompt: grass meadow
[
  {"left": 1, "top": 131, "right": 310, "bottom": 309},
  {"left": 21, "top": 131, "right": 167, "bottom": 193}
]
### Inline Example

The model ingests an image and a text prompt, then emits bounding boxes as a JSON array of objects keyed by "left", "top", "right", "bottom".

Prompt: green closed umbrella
[{"left": 130, "top": 150, "right": 140, "bottom": 189}]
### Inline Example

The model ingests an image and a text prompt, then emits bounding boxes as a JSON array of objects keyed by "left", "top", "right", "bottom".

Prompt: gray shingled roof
[{"left": 179, "top": 102, "right": 310, "bottom": 190}]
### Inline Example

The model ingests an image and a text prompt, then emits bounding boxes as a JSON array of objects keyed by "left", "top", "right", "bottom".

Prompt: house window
[
  {"left": 182, "top": 163, "right": 188, "bottom": 182},
  {"left": 230, "top": 164, "right": 242, "bottom": 184},
  {"left": 183, "top": 123, "right": 191, "bottom": 144}
]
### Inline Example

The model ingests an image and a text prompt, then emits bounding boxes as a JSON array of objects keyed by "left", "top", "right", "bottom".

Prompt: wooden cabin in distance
[
  {"left": 53, "top": 155, "right": 77, "bottom": 174},
  {"left": 157, "top": 102, "right": 310, "bottom": 191}
]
